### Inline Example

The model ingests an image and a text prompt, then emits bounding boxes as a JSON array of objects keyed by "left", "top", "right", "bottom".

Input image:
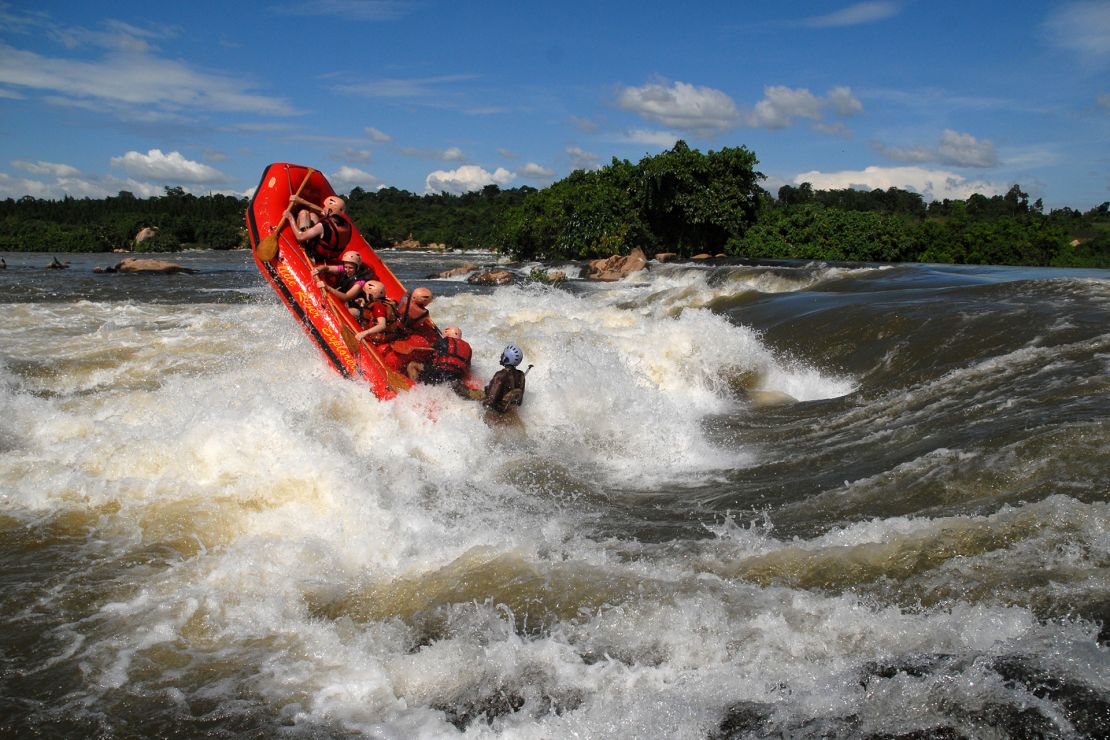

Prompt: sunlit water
[{"left": 1, "top": 249, "right": 1107, "bottom": 738}]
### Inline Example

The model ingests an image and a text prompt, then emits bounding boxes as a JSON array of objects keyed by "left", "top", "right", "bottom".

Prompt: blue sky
[{"left": 1, "top": 1, "right": 1108, "bottom": 209}]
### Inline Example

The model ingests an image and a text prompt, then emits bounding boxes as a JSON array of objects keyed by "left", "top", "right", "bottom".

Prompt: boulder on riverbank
[
  {"left": 586, "top": 247, "right": 648, "bottom": 281},
  {"left": 393, "top": 235, "right": 446, "bottom": 252},
  {"left": 95, "top": 258, "right": 195, "bottom": 274}
]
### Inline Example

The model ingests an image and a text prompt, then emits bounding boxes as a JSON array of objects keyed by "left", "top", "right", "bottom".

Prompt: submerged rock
[
  {"left": 95, "top": 257, "right": 195, "bottom": 274},
  {"left": 428, "top": 262, "right": 479, "bottom": 279}
]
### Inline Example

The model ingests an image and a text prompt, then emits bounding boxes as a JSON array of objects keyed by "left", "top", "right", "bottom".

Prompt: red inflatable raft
[{"left": 245, "top": 163, "right": 470, "bottom": 400}]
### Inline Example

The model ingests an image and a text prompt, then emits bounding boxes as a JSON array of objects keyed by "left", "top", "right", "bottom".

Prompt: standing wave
[{"left": 0, "top": 257, "right": 1107, "bottom": 737}]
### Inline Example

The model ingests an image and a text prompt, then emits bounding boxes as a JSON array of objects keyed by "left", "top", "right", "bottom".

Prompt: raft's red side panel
[{"left": 245, "top": 163, "right": 411, "bottom": 399}]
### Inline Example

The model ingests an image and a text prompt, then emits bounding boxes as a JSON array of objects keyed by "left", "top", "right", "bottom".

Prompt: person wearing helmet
[
  {"left": 285, "top": 193, "right": 353, "bottom": 262},
  {"left": 314, "top": 249, "right": 376, "bottom": 315},
  {"left": 408, "top": 325, "right": 473, "bottom": 397},
  {"left": 390, "top": 286, "right": 439, "bottom": 343},
  {"left": 377, "top": 286, "right": 439, "bottom": 372},
  {"left": 354, "top": 280, "right": 396, "bottom": 343},
  {"left": 483, "top": 344, "right": 528, "bottom": 414}
]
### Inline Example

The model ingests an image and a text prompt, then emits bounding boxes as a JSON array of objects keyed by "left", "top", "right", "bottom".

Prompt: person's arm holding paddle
[
  {"left": 288, "top": 193, "right": 322, "bottom": 215},
  {"left": 354, "top": 281, "right": 391, "bottom": 342},
  {"left": 285, "top": 210, "right": 324, "bottom": 244}
]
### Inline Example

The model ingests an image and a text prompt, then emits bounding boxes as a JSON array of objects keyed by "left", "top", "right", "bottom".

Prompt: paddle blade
[
  {"left": 386, "top": 367, "right": 412, "bottom": 391},
  {"left": 339, "top": 325, "right": 360, "bottom": 357},
  {"left": 257, "top": 231, "right": 279, "bottom": 262},
  {"left": 341, "top": 324, "right": 412, "bottom": 393}
]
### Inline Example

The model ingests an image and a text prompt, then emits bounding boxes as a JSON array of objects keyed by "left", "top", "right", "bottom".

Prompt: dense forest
[
  {"left": 1, "top": 143, "right": 1107, "bottom": 268},
  {"left": 0, "top": 187, "right": 245, "bottom": 253}
]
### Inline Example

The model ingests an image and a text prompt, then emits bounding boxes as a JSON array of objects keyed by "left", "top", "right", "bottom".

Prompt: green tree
[{"left": 631, "top": 140, "right": 764, "bottom": 254}]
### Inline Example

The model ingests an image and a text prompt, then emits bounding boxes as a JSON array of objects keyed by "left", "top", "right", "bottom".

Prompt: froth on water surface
[{"left": 0, "top": 250, "right": 1107, "bottom": 737}]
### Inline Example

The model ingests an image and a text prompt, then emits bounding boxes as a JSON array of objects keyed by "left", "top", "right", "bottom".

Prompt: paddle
[
  {"left": 329, "top": 295, "right": 411, "bottom": 392},
  {"left": 390, "top": 339, "right": 435, "bottom": 356},
  {"left": 256, "top": 168, "right": 315, "bottom": 262}
]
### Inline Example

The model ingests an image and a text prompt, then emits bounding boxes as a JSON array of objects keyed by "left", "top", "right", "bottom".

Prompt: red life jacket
[
  {"left": 431, "top": 337, "right": 472, "bottom": 376},
  {"left": 360, "top": 299, "right": 397, "bottom": 342},
  {"left": 312, "top": 212, "right": 353, "bottom": 261},
  {"left": 386, "top": 292, "right": 431, "bottom": 340}
]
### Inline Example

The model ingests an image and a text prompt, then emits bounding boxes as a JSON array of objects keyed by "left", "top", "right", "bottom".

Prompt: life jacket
[
  {"left": 311, "top": 212, "right": 353, "bottom": 261},
  {"left": 360, "top": 298, "right": 397, "bottom": 341},
  {"left": 430, "top": 337, "right": 471, "bottom": 378},
  {"left": 335, "top": 265, "right": 373, "bottom": 295},
  {"left": 385, "top": 292, "right": 430, "bottom": 341}
]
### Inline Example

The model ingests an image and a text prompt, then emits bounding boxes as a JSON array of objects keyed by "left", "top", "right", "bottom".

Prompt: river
[{"left": 1, "top": 249, "right": 1107, "bottom": 738}]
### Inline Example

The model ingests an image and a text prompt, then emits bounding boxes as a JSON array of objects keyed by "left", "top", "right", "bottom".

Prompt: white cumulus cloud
[
  {"left": 424, "top": 164, "right": 513, "bottom": 195},
  {"left": 517, "top": 162, "right": 554, "bottom": 179},
  {"left": 748, "top": 86, "right": 822, "bottom": 128},
  {"left": 873, "top": 129, "right": 998, "bottom": 168},
  {"left": 617, "top": 79, "right": 739, "bottom": 133},
  {"left": 936, "top": 129, "right": 998, "bottom": 167},
  {"left": 329, "top": 166, "right": 383, "bottom": 193},
  {"left": 110, "top": 149, "right": 227, "bottom": 183},
  {"left": 566, "top": 146, "right": 600, "bottom": 171},
  {"left": 826, "top": 85, "right": 865, "bottom": 117},
  {"left": 12, "top": 159, "right": 81, "bottom": 177},
  {"left": 793, "top": 165, "right": 1005, "bottom": 201},
  {"left": 744, "top": 85, "right": 863, "bottom": 129}
]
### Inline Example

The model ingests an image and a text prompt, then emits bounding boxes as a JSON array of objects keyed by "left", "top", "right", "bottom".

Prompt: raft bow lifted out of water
[{"left": 246, "top": 163, "right": 465, "bottom": 400}]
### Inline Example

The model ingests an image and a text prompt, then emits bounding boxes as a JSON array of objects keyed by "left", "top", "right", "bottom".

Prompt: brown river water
[{"left": 1, "top": 249, "right": 1107, "bottom": 737}]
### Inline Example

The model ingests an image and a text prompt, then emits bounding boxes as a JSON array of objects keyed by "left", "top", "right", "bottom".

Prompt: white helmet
[{"left": 500, "top": 344, "right": 523, "bottom": 367}]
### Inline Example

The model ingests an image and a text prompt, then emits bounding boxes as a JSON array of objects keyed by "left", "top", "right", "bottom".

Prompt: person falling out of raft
[
  {"left": 354, "top": 281, "right": 397, "bottom": 344},
  {"left": 285, "top": 194, "right": 353, "bottom": 263},
  {"left": 406, "top": 325, "right": 473, "bottom": 397},
  {"left": 391, "top": 287, "right": 440, "bottom": 344},
  {"left": 374, "top": 286, "right": 439, "bottom": 372},
  {"left": 483, "top": 344, "right": 528, "bottom": 415},
  {"left": 314, "top": 250, "right": 375, "bottom": 317}
]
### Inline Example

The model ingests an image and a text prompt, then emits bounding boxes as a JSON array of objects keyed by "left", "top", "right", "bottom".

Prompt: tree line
[
  {"left": 0, "top": 187, "right": 246, "bottom": 253},
  {"left": 490, "top": 141, "right": 1108, "bottom": 268},
  {"left": 1, "top": 144, "right": 1107, "bottom": 268}
]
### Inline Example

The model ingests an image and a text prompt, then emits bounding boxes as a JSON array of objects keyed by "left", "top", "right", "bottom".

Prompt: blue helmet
[{"left": 500, "top": 344, "right": 523, "bottom": 367}]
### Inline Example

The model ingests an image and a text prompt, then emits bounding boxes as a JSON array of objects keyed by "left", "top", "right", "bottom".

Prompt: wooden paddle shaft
[
  {"left": 279, "top": 167, "right": 315, "bottom": 231},
  {"left": 257, "top": 168, "right": 315, "bottom": 261}
]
